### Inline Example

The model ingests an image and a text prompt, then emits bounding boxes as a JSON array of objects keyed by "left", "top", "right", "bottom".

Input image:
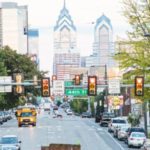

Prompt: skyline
[{"left": 0, "top": 0, "right": 130, "bottom": 75}]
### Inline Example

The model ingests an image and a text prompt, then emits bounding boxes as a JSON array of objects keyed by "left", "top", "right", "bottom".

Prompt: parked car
[
  {"left": 127, "top": 127, "right": 145, "bottom": 136},
  {"left": 127, "top": 132, "right": 146, "bottom": 148},
  {"left": 0, "top": 112, "right": 7, "bottom": 122},
  {"left": 95, "top": 112, "right": 115, "bottom": 123},
  {"left": 108, "top": 117, "right": 128, "bottom": 133},
  {"left": 81, "top": 112, "right": 92, "bottom": 118},
  {"left": 113, "top": 124, "right": 130, "bottom": 138},
  {"left": 0, "top": 113, "right": 3, "bottom": 125},
  {"left": 125, "top": 127, "right": 145, "bottom": 143},
  {"left": 66, "top": 109, "right": 73, "bottom": 115},
  {"left": 100, "top": 118, "right": 111, "bottom": 127},
  {"left": 141, "top": 139, "right": 150, "bottom": 150},
  {"left": 117, "top": 126, "right": 129, "bottom": 140},
  {"left": 0, "top": 145, "right": 18, "bottom": 150},
  {"left": 0, "top": 135, "right": 21, "bottom": 150}
]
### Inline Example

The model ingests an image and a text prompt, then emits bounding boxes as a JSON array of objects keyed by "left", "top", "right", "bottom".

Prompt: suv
[
  {"left": 95, "top": 112, "right": 115, "bottom": 123},
  {"left": 108, "top": 117, "right": 128, "bottom": 133}
]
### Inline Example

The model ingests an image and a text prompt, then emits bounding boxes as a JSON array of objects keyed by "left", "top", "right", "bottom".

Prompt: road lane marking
[
  {"left": 104, "top": 130, "right": 125, "bottom": 150},
  {"left": 97, "top": 128, "right": 103, "bottom": 131}
]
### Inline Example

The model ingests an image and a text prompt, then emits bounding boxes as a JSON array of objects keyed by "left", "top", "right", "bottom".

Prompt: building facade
[
  {"left": 53, "top": 1, "right": 80, "bottom": 80},
  {"left": 0, "top": 2, "right": 28, "bottom": 54},
  {"left": 28, "top": 29, "right": 39, "bottom": 68}
]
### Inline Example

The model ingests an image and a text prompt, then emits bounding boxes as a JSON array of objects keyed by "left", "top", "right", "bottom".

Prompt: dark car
[
  {"left": 100, "top": 118, "right": 111, "bottom": 127},
  {"left": 95, "top": 112, "right": 115, "bottom": 123},
  {"left": 81, "top": 112, "right": 92, "bottom": 118}
]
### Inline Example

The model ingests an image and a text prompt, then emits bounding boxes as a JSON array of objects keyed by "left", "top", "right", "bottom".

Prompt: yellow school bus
[{"left": 17, "top": 106, "right": 37, "bottom": 127}]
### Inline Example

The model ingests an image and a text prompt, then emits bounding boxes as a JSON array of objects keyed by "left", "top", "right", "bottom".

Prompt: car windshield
[
  {"left": 112, "top": 119, "right": 126, "bottom": 124},
  {"left": 1, "top": 137, "right": 18, "bottom": 144},
  {"left": 131, "top": 133, "right": 145, "bottom": 138},
  {"left": 21, "top": 112, "right": 32, "bottom": 117}
]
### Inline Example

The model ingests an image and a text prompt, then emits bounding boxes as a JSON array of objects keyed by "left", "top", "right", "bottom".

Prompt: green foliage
[
  {"left": 127, "top": 113, "right": 141, "bottom": 127},
  {"left": 0, "top": 46, "right": 46, "bottom": 108},
  {"left": 70, "top": 98, "right": 94, "bottom": 115},
  {"left": 114, "top": 0, "right": 150, "bottom": 100}
]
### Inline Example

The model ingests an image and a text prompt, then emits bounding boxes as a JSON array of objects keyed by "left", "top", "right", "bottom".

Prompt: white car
[
  {"left": 128, "top": 132, "right": 146, "bottom": 148},
  {"left": 117, "top": 126, "right": 129, "bottom": 140},
  {"left": 0, "top": 135, "right": 21, "bottom": 150},
  {"left": 66, "top": 109, "right": 73, "bottom": 115},
  {"left": 0, "top": 145, "right": 18, "bottom": 150},
  {"left": 141, "top": 138, "right": 150, "bottom": 150},
  {"left": 108, "top": 117, "right": 128, "bottom": 133}
]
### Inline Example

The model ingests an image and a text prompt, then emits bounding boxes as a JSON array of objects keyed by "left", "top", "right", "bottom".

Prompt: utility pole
[{"left": 104, "top": 64, "right": 108, "bottom": 112}]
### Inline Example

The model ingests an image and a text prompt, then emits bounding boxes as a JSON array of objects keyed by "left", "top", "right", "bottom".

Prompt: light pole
[{"left": 142, "top": 33, "right": 150, "bottom": 137}]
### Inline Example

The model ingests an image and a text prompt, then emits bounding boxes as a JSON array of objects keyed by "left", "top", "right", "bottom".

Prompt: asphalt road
[{"left": 0, "top": 110, "right": 142, "bottom": 150}]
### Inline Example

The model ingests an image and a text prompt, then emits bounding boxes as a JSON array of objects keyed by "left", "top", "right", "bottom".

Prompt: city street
[{"left": 0, "top": 109, "right": 141, "bottom": 150}]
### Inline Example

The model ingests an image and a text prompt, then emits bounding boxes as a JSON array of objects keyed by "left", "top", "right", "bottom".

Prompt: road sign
[
  {"left": 0, "top": 76, "right": 12, "bottom": 92},
  {"left": 65, "top": 89, "right": 87, "bottom": 96},
  {"left": 64, "top": 81, "right": 74, "bottom": 87},
  {"left": 108, "top": 79, "right": 120, "bottom": 94},
  {"left": 53, "top": 80, "right": 64, "bottom": 95}
]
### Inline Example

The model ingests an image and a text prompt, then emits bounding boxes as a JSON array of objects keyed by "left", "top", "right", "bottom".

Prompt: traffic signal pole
[
  {"left": 143, "top": 101, "right": 148, "bottom": 137},
  {"left": 88, "top": 96, "right": 91, "bottom": 113}
]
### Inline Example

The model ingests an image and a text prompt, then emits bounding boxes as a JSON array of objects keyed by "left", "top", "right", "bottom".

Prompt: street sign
[
  {"left": 108, "top": 79, "right": 120, "bottom": 94},
  {"left": 65, "top": 89, "right": 87, "bottom": 96},
  {"left": 0, "top": 76, "right": 12, "bottom": 92},
  {"left": 64, "top": 81, "right": 74, "bottom": 87},
  {"left": 53, "top": 80, "right": 64, "bottom": 95}
]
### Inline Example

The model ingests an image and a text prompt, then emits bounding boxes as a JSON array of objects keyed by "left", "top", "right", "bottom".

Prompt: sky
[{"left": 0, "top": 0, "right": 130, "bottom": 75}]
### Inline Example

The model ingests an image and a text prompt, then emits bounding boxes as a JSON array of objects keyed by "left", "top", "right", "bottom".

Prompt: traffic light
[
  {"left": 13, "top": 73, "right": 24, "bottom": 94},
  {"left": 75, "top": 75, "right": 80, "bottom": 85},
  {"left": 52, "top": 75, "right": 57, "bottom": 81},
  {"left": 135, "top": 76, "right": 144, "bottom": 96},
  {"left": 88, "top": 76, "right": 97, "bottom": 96},
  {"left": 41, "top": 78, "right": 50, "bottom": 97}
]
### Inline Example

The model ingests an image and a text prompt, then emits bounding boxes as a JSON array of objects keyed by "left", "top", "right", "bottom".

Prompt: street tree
[
  {"left": 114, "top": 0, "right": 150, "bottom": 99},
  {"left": 0, "top": 46, "right": 46, "bottom": 108}
]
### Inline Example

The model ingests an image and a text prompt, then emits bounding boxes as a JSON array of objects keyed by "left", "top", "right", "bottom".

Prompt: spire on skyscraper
[
  {"left": 64, "top": 0, "right": 66, "bottom": 8},
  {"left": 54, "top": 0, "right": 76, "bottom": 31}
]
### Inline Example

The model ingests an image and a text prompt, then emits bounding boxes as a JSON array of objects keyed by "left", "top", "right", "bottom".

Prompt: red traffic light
[
  {"left": 88, "top": 76, "right": 97, "bottom": 96},
  {"left": 135, "top": 76, "right": 144, "bottom": 96}
]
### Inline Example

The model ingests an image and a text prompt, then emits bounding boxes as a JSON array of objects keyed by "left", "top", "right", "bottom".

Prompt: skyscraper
[
  {"left": 86, "top": 14, "right": 115, "bottom": 68},
  {"left": 28, "top": 29, "right": 39, "bottom": 68},
  {"left": 0, "top": 2, "right": 28, "bottom": 54},
  {"left": 53, "top": 0, "right": 80, "bottom": 80}
]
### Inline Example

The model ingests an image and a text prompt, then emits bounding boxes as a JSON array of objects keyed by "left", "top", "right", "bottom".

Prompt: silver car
[
  {"left": 0, "top": 135, "right": 21, "bottom": 150},
  {"left": 117, "top": 126, "right": 129, "bottom": 140},
  {"left": 0, "top": 145, "right": 18, "bottom": 150}
]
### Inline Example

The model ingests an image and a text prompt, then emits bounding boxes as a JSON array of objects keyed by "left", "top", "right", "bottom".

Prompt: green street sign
[
  {"left": 65, "top": 81, "right": 74, "bottom": 87},
  {"left": 65, "top": 88, "right": 87, "bottom": 96}
]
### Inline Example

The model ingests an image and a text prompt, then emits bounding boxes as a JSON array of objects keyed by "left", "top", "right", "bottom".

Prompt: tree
[
  {"left": 114, "top": 0, "right": 150, "bottom": 99},
  {"left": 0, "top": 46, "right": 46, "bottom": 108}
]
